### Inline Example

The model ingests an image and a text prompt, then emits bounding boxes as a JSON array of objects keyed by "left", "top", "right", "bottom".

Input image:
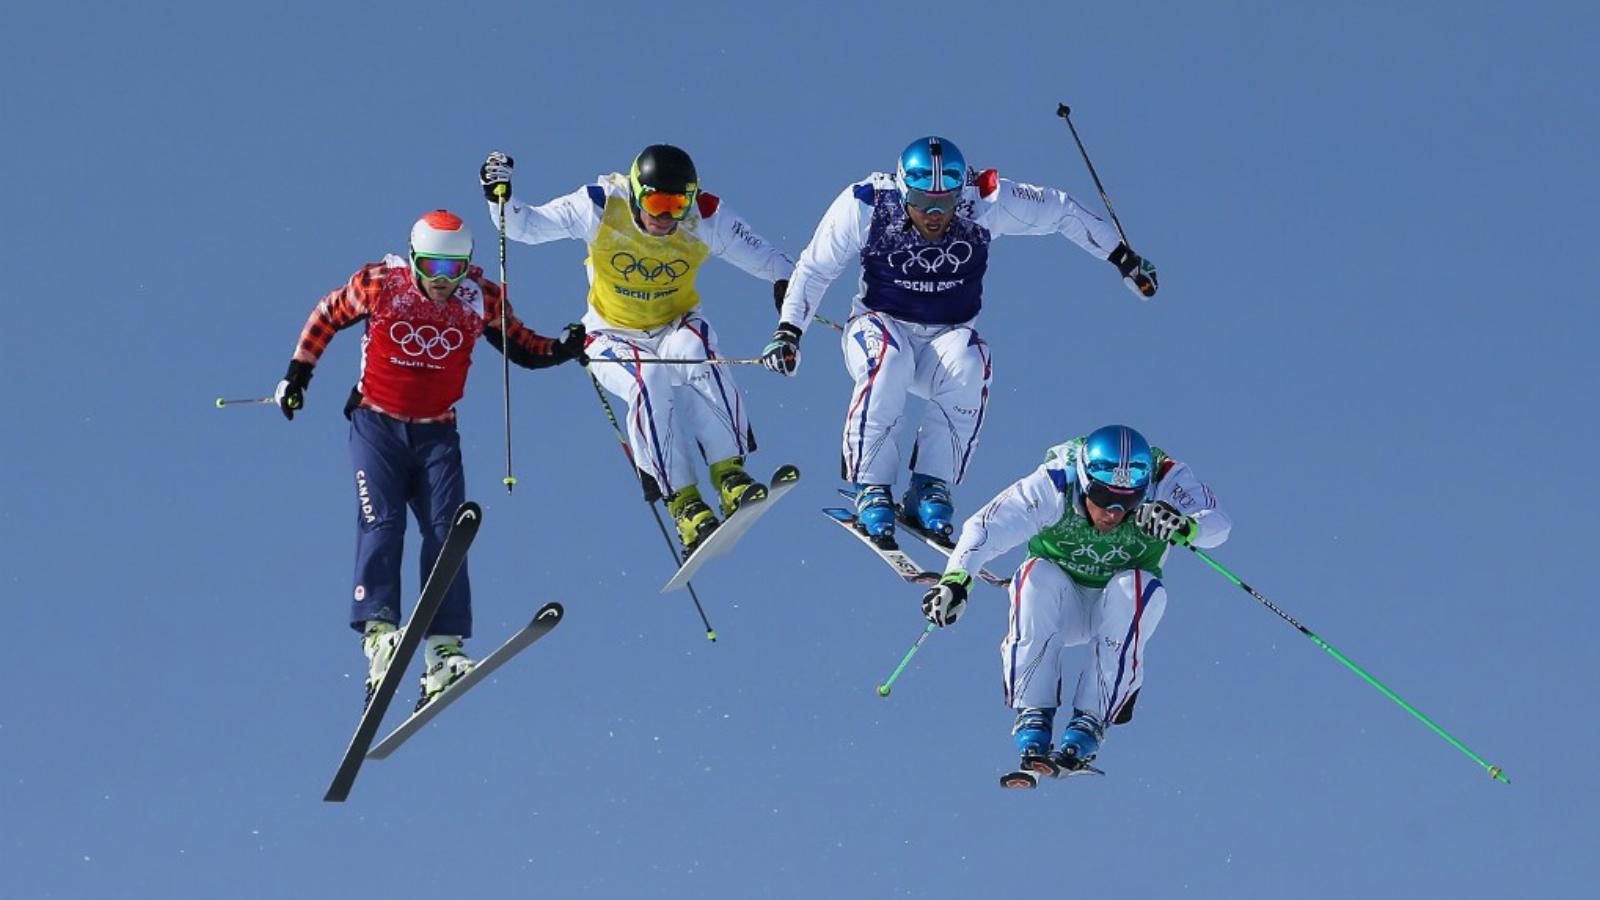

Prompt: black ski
[
  {"left": 323, "top": 500, "right": 481, "bottom": 802},
  {"left": 999, "top": 756, "right": 1104, "bottom": 789},
  {"left": 366, "top": 602, "right": 565, "bottom": 760}
]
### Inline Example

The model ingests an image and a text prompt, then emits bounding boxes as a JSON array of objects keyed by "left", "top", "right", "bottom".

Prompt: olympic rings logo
[
  {"left": 887, "top": 240, "right": 975, "bottom": 275},
  {"left": 389, "top": 321, "right": 464, "bottom": 360},
  {"left": 610, "top": 252, "right": 690, "bottom": 283}
]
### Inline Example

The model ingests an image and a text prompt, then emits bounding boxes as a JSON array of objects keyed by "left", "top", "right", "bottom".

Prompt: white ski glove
[
  {"left": 1135, "top": 500, "right": 1197, "bottom": 544},
  {"left": 921, "top": 570, "right": 972, "bottom": 627}
]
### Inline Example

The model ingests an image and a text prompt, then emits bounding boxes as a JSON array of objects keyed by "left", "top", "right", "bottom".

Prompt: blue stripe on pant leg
[{"left": 1105, "top": 572, "right": 1161, "bottom": 721}]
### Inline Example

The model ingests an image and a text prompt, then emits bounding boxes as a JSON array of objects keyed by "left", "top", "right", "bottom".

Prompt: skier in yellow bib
[{"left": 480, "top": 146, "right": 794, "bottom": 552}]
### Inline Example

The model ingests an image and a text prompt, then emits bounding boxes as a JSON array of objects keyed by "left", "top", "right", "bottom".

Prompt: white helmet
[{"left": 410, "top": 209, "right": 473, "bottom": 258}]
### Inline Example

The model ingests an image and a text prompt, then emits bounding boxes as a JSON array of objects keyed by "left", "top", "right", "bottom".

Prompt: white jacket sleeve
[
  {"left": 947, "top": 464, "right": 1066, "bottom": 577},
  {"left": 702, "top": 200, "right": 795, "bottom": 283},
  {"left": 494, "top": 184, "right": 602, "bottom": 246},
  {"left": 1148, "top": 460, "right": 1231, "bottom": 549},
  {"left": 778, "top": 183, "right": 870, "bottom": 333},
  {"left": 978, "top": 176, "right": 1123, "bottom": 260}
]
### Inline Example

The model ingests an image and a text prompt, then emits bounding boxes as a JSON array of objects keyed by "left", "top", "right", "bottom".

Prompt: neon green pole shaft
[{"left": 1188, "top": 546, "right": 1509, "bottom": 784}]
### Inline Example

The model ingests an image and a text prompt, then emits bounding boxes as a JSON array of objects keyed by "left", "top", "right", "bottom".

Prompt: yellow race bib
[{"left": 586, "top": 175, "right": 711, "bottom": 330}]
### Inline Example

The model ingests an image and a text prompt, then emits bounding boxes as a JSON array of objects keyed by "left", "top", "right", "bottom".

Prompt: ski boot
[
  {"left": 903, "top": 473, "right": 955, "bottom": 541},
  {"left": 667, "top": 484, "right": 720, "bottom": 554},
  {"left": 1052, "top": 709, "right": 1106, "bottom": 775},
  {"left": 417, "top": 634, "right": 474, "bottom": 712},
  {"left": 1004, "top": 707, "right": 1061, "bottom": 786},
  {"left": 710, "top": 455, "right": 769, "bottom": 517},
  {"left": 853, "top": 483, "right": 897, "bottom": 545},
  {"left": 361, "top": 621, "right": 401, "bottom": 710}
]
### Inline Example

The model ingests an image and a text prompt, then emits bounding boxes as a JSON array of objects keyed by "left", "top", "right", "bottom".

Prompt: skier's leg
[
  {"left": 347, "top": 409, "right": 414, "bottom": 633},
  {"left": 660, "top": 313, "right": 752, "bottom": 463},
  {"left": 587, "top": 328, "right": 694, "bottom": 497},
  {"left": 661, "top": 314, "right": 767, "bottom": 515},
  {"left": 1072, "top": 569, "right": 1168, "bottom": 729},
  {"left": 409, "top": 420, "right": 471, "bottom": 640},
  {"left": 908, "top": 324, "right": 991, "bottom": 486},
  {"left": 841, "top": 313, "right": 916, "bottom": 487},
  {"left": 1000, "top": 558, "right": 1088, "bottom": 759}
]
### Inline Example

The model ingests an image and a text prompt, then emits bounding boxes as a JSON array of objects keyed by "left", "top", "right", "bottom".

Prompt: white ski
[
  {"left": 820, "top": 507, "right": 939, "bottom": 584},
  {"left": 661, "top": 465, "right": 801, "bottom": 593}
]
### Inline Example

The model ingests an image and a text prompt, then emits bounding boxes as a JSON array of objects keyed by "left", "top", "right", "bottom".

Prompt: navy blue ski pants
[{"left": 346, "top": 408, "right": 472, "bottom": 638}]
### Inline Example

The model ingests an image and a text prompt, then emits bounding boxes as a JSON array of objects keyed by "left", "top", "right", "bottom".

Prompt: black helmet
[{"left": 629, "top": 144, "right": 699, "bottom": 198}]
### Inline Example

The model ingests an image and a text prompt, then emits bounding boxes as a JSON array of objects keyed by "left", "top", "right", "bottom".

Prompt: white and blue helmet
[
  {"left": 896, "top": 136, "right": 967, "bottom": 214},
  {"left": 1075, "top": 425, "right": 1154, "bottom": 512}
]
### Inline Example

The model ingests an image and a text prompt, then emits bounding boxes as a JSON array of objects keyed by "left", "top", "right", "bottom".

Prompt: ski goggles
[
  {"left": 636, "top": 188, "right": 696, "bottom": 220},
  {"left": 903, "top": 186, "right": 963, "bottom": 215},
  {"left": 412, "top": 254, "right": 471, "bottom": 281},
  {"left": 1083, "top": 478, "right": 1147, "bottom": 513}
]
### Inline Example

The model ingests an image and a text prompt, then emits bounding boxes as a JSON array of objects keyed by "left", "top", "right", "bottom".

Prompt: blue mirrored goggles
[
  {"left": 903, "top": 186, "right": 963, "bottom": 214},
  {"left": 1084, "top": 478, "right": 1147, "bottom": 512},
  {"left": 413, "top": 254, "right": 471, "bottom": 281}
]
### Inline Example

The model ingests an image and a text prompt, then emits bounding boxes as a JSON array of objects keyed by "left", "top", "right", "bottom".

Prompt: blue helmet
[
  {"left": 1075, "top": 425, "right": 1154, "bottom": 512},
  {"left": 896, "top": 136, "right": 967, "bottom": 213}
]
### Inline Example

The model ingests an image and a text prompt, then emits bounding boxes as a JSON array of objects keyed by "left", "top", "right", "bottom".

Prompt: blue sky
[{"left": 4, "top": 1, "right": 1596, "bottom": 897}]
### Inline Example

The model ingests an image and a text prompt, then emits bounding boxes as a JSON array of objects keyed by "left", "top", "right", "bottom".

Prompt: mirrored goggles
[
  {"left": 904, "top": 186, "right": 963, "bottom": 215},
  {"left": 1084, "top": 478, "right": 1147, "bottom": 513},
  {"left": 413, "top": 255, "right": 471, "bottom": 281},
  {"left": 637, "top": 189, "right": 695, "bottom": 219}
]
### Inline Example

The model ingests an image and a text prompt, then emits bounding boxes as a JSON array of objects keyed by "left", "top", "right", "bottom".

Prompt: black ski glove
[
  {"left": 275, "top": 360, "right": 313, "bottom": 421},
  {"left": 762, "top": 322, "right": 802, "bottom": 376},
  {"left": 555, "top": 322, "right": 588, "bottom": 366},
  {"left": 921, "top": 570, "right": 973, "bottom": 628},
  {"left": 1108, "top": 242, "right": 1158, "bottom": 299},
  {"left": 481, "top": 151, "right": 514, "bottom": 203}
]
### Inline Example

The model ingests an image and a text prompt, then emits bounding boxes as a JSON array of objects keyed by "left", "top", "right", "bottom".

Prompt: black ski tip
[
  {"left": 1000, "top": 770, "right": 1039, "bottom": 790},
  {"left": 454, "top": 501, "right": 483, "bottom": 526},
  {"left": 771, "top": 463, "right": 801, "bottom": 484},
  {"left": 536, "top": 602, "right": 564, "bottom": 622}
]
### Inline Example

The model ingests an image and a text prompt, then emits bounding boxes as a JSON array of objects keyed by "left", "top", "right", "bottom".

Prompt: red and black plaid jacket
[{"left": 292, "top": 257, "right": 564, "bottom": 423}]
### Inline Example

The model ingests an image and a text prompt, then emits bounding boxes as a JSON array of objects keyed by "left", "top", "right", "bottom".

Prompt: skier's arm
[
  {"left": 1149, "top": 460, "right": 1232, "bottom": 549},
  {"left": 290, "top": 264, "right": 381, "bottom": 366},
  {"left": 701, "top": 195, "right": 795, "bottom": 287},
  {"left": 478, "top": 279, "right": 573, "bottom": 370},
  {"left": 778, "top": 184, "right": 870, "bottom": 333},
  {"left": 496, "top": 184, "right": 603, "bottom": 246},
  {"left": 981, "top": 174, "right": 1123, "bottom": 259},
  {"left": 947, "top": 465, "right": 1067, "bottom": 576}
]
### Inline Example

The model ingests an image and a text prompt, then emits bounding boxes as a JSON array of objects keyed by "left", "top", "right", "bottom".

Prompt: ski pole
[
  {"left": 495, "top": 192, "right": 516, "bottom": 494},
  {"left": 876, "top": 622, "right": 936, "bottom": 698},
  {"left": 1055, "top": 103, "right": 1133, "bottom": 247},
  {"left": 813, "top": 315, "right": 845, "bottom": 333},
  {"left": 215, "top": 396, "right": 275, "bottom": 408},
  {"left": 585, "top": 357, "right": 765, "bottom": 367},
  {"left": 587, "top": 373, "right": 719, "bottom": 641},
  {"left": 1187, "top": 546, "right": 1510, "bottom": 784}
]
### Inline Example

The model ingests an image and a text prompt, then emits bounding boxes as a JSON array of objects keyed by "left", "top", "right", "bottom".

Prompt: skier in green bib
[{"left": 919, "top": 425, "right": 1232, "bottom": 784}]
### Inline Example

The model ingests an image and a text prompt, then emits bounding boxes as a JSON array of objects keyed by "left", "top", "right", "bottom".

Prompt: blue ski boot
[
  {"left": 853, "top": 483, "right": 897, "bottom": 541},
  {"left": 1052, "top": 709, "right": 1105, "bottom": 772},
  {"left": 904, "top": 473, "right": 954, "bottom": 538},
  {"left": 1013, "top": 707, "right": 1057, "bottom": 770}
]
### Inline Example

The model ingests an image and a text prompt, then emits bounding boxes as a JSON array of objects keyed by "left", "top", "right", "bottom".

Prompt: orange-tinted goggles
[{"left": 638, "top": 189, "right": 694, "bottom": 219}]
